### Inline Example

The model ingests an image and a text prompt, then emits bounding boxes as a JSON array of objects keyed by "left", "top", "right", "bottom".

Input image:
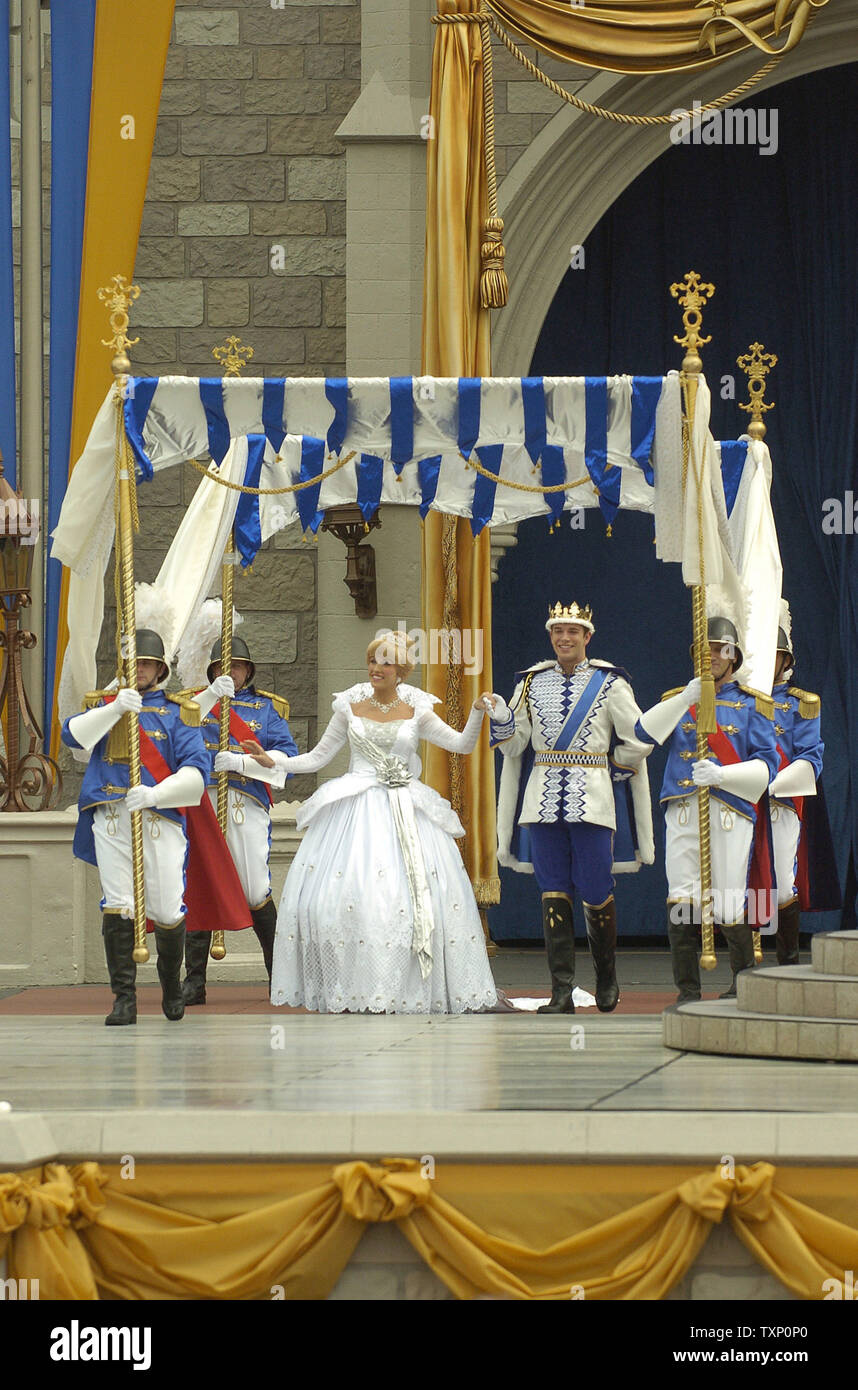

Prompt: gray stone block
[
  {"left": 305, "top": 46, "right": 344, "bottom": 80},
  {"left": 325, "top": 80, "right": 360, "bottom": 117},
  {"left": 255, "top": 48, "right": 307, "bottom": 80},
  {"left": 244, "top": 81, "right": 326, "bottom": 115},
  {"left": 323, "top": 278, "right": 345, "bottom": 328},
  {"left": 240, "top": 10, "right": 320, "bottom": 44},
  {"left": 164, "top": 48, "right": 186, "bottom": 80},
  {"left": 275, "top": 660, "right": 317, "bottom": 717},
  {"left": 278, "top": 237, "right": 345, "bottom": 275},
  {"left": 232, "top": 612, "right": 298, "bottom": 665},
  {"left": 132, "top": 329, "right": 179, "bottom": 364},
  {"left": 252, "top": 277, "right": 322, "bottom": 327},
  {"left": 178, "top": 327, "right": 305, "bottom": 371},
  {"left": 175, "top": 11, "right": 239, "bottom": 46},
  {"left": 147, "top": 157, "right": 201, "bottom": 202},
  {"left": 240, "top": 552, "right": 316, "bottom": 611},
  {"left": 153, "top": 120, "right": 180, "bottom": 158},
  {"left": 269, "top": 115, "right": 344, "bottom": 157},
  {"left": 187, "top": 237, "right": 270, "bottom": 277},
  {"left": 326, "top": 203, "right": 346, "bottom": 237},
  {"left": 321, "top": 11, "right": 360, "bottom": 43},
  {"left": 307, "top": 328, "right": 345, "bottom": 362},
  {"left": 186, "top": 48, "right": 254, "bottom": 79},
  {"left": 140, "top": 204, "right": 176, "bottom": 237},
  {"left": 253, "top": 203, "right": 327, "bottom": 236},
  {"left": 134, "top": 239, "right": 186, "bottom": 278},
  {"left": 288, "top": 156, "right": 345, "bottom": 202},
  {"left": 181, "top": 115, "right": 268, "bottom": 157},
  {"left": 203, "top": 157, "right": 286, "bottom": 202},
  {"left": 207, "top": 279, "right": 251, "bottom": 328},
  {"left": 202, "top": 82, "right": 245, "bottom": 115},
  {"left": 134, "top": 280, "right": 204, "bottom": 328},
  {"left": 178, "top": 203, "right": 250, "bottom": 237},
  {"left": 344, "top": 47, "right": 361, "bottom": 81},
  {"left": 158, "top": 80, "right": 202, "bottom": 116}
]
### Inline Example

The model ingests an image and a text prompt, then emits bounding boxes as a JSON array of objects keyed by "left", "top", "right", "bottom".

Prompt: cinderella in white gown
[{"left": 264, "top": 683, "right": 498, "bottom": 1014}]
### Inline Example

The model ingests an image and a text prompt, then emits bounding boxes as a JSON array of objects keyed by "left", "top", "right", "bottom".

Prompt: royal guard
[
  {"left": 636, "top": 615, "right": 780, "bottom": 1003},
  {"left": 490, "top": 602, "right": 654, "bottom": 1014},
  {"left": 180, "top": 629, "right": 298, "bottom": 1003},
  {"left": 766, "top": 603, "right": 837, "bottom": 962},
  {"left": 61, "top": 630, "right": 209, "bottom": 1025}
]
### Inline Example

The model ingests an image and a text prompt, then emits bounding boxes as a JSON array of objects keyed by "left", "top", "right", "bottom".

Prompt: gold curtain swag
[
  {"left": 4, "top": 1159, "right": 858, "bottom": 1300},
  {"left": 482, "top": 0, "right": 825, "bottom": 73}
]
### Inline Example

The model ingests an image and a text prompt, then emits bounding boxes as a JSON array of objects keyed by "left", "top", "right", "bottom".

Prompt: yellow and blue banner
[{"left": 46, "top": 0, "right": 175, "bottom": 757}]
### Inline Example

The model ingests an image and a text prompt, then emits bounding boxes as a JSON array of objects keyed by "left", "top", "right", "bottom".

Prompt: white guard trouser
[
  {"left": 665, "top": 796, "right": 755, "bottom": 925},
  {"left": 93, "top": 802, "right": 188, "bottom": 925},
  {"left": 207, "top": 786, "right": 272, "bottom": 908},
  {"left": 769, "top": 800, "right": 801, "bottom": 905}
]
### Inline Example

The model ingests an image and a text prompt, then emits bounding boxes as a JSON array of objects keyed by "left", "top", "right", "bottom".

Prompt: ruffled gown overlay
[{"left": 270, "top": 684, "right": 498, "bottom": 1014}]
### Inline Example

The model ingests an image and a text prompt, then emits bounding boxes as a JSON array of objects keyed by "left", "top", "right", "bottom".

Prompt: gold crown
[{"left": 548, "top": 602, "right": 593, "bottom": 625}]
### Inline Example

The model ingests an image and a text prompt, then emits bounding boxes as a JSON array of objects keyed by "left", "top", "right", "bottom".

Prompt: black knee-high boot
[
  {"left": 251, "top": 898, "right": 277, "bottom": 984},
  {"left": 154, "top": 922, "right": 186, "bottom": 1021},
  {"left": 537, "top": 894, "right": 576, "bottom": 1014},
  {"left": 667, "top": 901, "right": 700, "bottom": 1004},
  {"left": 583, "top": 896, "right": 620, "bottom": 1012},
  {"left": 182, "top": 929, "right": 211, "bottom": 1005},
  {"left": 719, "top": 919, "right": 754, "bottom": 999},
  {"left": 775, "top": 898, "right": 801, "bottom": 966},
  {"left": 102, "top": 913, "right": 137, "bottom": 1027}
]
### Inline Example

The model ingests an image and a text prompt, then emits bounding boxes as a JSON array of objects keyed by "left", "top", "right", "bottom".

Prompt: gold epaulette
[
  {"left": 660, "top": 686, "right": 685, "bottom": 702},
  {"left": 83, "top": 690, "right": 110, "bottom": 711},
  {"left": 788, "top": 686, "right": 820, "bottom": 719},
  {"left": 166, "top": 692, "right": 201, "bottom": 727},
  {"left": 739, "top": 685, "right": 774, "bottom": 719},
  {"left": 257, "top": 689, "right": 290, "bottom": 720}
]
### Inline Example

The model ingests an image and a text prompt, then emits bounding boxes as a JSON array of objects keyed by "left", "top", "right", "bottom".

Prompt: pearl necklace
[{"left": 368, "top": 692, "right": 402, "bottom": 713}]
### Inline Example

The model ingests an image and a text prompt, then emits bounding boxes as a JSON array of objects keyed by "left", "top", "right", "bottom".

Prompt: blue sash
[{"left": 553, "top": 669, "right": 610, "bottom": 751}]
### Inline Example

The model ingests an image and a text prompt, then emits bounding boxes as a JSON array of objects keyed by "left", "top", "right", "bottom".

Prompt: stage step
[
  {"left": 664, "top": 931, "right": 858, "bottom": 1061},
  {"left": 663, "top": 999, "right": 858, "bottom": 1061},
  {"left": 737, "top": 965, "right": 858, "bottom": 1020}
]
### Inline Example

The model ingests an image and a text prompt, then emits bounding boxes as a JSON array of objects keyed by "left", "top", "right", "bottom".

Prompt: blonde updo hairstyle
[{"left": 366, "top": 631, "right": 416, "bottom": 682}]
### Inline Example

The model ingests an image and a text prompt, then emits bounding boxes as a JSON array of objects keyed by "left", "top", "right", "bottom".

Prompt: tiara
[{"left": 547, "top": 601, "right": 593, "bottom": 624}]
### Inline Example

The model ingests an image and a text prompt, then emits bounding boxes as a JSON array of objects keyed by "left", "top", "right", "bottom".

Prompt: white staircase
[{"left": 663, "top": 932, "right": 858, "bottom": 1061}]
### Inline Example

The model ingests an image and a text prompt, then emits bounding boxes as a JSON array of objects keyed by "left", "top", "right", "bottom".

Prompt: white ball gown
[{"left": 268, "top": 683, "right": 498, "bottom": 1014}]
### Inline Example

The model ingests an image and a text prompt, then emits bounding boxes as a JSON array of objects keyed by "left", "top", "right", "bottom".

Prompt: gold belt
[{"left": 534, "top": 750, "right": 609, "bottom": 769}]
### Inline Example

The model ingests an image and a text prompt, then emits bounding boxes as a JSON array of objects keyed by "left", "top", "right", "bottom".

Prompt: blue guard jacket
[{"left": 200, "top": 685, "right": 298, "bottom": 808}]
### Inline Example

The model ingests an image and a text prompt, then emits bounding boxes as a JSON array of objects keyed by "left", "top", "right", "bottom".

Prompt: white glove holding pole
[
  {"left": 638, "top": 678, "right": 701, "bottom": 745},
  {"left": 485, "top": 695, "right": 512, "bottom": 724},
  {"left": 214, "top": 751, "right": 243, "bottom": 774},
  {"left": 66, "top": 687, "right": 142, "bottom": 751},
  {"left": 126, "top": 766, "right": 205, "bottom": 812},
  {"left": 196, "top": 675, "right": 235, "bottom": 719},
  {"left": 692, "top": 757, "right": 769, "bottom": 802},
  {"left": 770, "top": 758, "right": 817, "bottom": 799}
]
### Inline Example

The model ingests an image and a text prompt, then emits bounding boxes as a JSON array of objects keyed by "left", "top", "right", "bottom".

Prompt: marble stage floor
[{"left": 3, "top": 1005, "right": 858, "bottom": 1169}]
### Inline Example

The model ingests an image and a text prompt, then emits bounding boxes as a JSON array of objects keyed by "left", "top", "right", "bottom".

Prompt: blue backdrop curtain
[
  {"left": 489, "top": 61, "right": 855, "bottom": 941},
  {"left": 0, "top": 0, "right": 16, "bottom": 486}
]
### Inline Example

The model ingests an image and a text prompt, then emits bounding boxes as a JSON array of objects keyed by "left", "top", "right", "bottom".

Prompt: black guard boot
[
  {"left": 667, "top": 901, "right": 701, "bottom": 1004},
  {"left": 102, "top": 913, "right": 137, "bottom": 1026},
  {"left": 719, "top": 919, "right": 755, "bottom": 998},
  {"left": 250, "top": 897, "right": 277, "bottom": 984},
  {"left": 182, "top": 929, "right": 211, "bottom": 1005},
  {"left": 775, "top": 897, "right": 801, "bottom": 966},
  {"left": 154, "top": 922, "right": 187, "bottom": 1021},
  {"left": 583, "top": 896, "right": 620, "bottom": 1013},
  {"left": 537, "top": 894, "right": 576, "bottom": 1014}
]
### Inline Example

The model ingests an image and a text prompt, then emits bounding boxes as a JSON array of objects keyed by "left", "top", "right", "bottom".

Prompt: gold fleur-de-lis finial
[
  {"left": 737, "top": 341, "right": 778, "bottom": 440},
  {"left": 98, "top": 274, "right": 141, "bottom": 377},
  {"left": 212, "top": 336, "right": 255, "bottom": 377},
  {"left": 670, "top": 270, "right": 715, "bottom": 375}
]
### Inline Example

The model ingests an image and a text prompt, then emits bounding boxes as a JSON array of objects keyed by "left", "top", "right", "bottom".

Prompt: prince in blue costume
[
  {"left": 491, "top": 602, "right": 654, "bottom": 1013},
  {"left": 61, "top": 629, "right": 209, "bottom": 1026}
]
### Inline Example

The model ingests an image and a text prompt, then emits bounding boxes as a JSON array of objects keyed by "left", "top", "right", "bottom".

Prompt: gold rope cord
[
  {"left": 185, "top": 450, "right": 356, "bottom": 495},
  {"left": 432, "top": 11, "right": 784, "bottom": 125},
  {"left": 465, "top": 457, "right": 593, "bottom": 494}
]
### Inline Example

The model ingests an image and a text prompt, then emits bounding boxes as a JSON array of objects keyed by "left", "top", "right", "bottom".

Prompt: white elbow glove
[
  {"left": 67, "top": 688, "right": 142, "bottom": 751},
  {"left": 196, "top": 675, "right": 235, "bottom": 719},
  {"left": 486, "top": 695, "right": 512, "bottom": 724},
  {"left": 770, "top": 759, "right": 817, "bottom": 799},
  {"left": 638, "top": 678, "right": 701, "bottom": 746},
  {"left": 127, "top": 766, "right": 204, "bottom": 812},
  {"left": 214, "top": 750, "right": 287, "bottom": 787},
  {"left": 692, "top": 757, "right": 768, "bottom": 802},
  {"left": 214, "top": 751, "right": 243, "bottom": 774}
]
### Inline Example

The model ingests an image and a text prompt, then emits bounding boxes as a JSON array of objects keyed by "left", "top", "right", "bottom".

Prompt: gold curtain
[
  {"left": 422, "top": 0, "right": 498, "bottom": 904},
  {"left": 484, "top": 0, "right": 820, "bottom": 71},
  {"left": 4, "top": 1160, "right": 858, "bottom": 1300}
]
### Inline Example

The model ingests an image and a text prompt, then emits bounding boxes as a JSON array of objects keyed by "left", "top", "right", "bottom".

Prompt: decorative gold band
[{"left": 535, "top": 750, "right": 609, "bottom": 768}]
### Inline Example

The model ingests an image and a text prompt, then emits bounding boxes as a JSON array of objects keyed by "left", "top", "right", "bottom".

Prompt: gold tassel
[
  {"left": 480, "top": 217, "right": 508, "bottom": 308},
  {"left": 697, "top": 673, "right": 717, "bottom": 736}
]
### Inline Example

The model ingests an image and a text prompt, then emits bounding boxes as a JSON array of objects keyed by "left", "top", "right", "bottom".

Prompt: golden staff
[
  {"left": 209, "top": 336, "right": 254, "bottom": 963},
  {"left": 670, "top": 271, "right": 717, "bottom": 972},
  {"left": 98, "top": 274, "right": 149, "bottom": 964},
  {"left": 737, "top": 341, "right": 778, "bottom": 964}
]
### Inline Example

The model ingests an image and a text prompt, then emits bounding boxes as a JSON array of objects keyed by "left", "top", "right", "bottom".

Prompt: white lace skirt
[{"left": 271, "top": 784, "right": 498, "bottom": 1014}]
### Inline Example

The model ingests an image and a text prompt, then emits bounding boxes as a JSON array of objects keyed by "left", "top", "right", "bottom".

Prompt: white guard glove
[
  {"left": 683, "top": 677, "right": 702, "bottom": 707},
  {"left": 196, "top": 675, "right": 235, "bottom": 719},
  {"left": 691, "top": 759, "right": 724, "bottom": 788},
  {"left": 125, "top": 784, "right": 158, "bottom": 812},
  {"left": 214, "top": 751, "right": 243, "bottom": 774},
  {"left": 638, "top": 678, "right": 702, "bottom": 747},
  {"left": 114, "top": 687, "right": 143, "bottom": 715},
  {"left": 770, "top": 758, "right": 817, "bottom": 799}
]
